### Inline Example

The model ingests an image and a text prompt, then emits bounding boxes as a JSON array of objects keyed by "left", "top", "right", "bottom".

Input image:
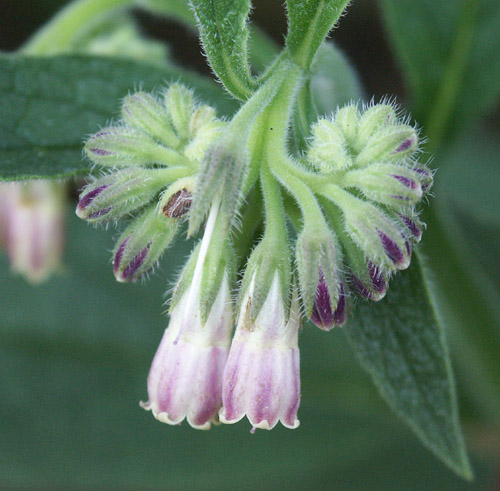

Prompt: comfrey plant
[
  {"left": 0, "top": 0, "right": 484, "bottom": 478},
  {"left": 76, "top": 0, "right": 434, "bottom": 433}
]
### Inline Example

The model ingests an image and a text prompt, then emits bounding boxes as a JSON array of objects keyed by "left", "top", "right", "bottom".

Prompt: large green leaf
[
  {"left": 379, "top": 0, "right": 500, "bottom": 145},
  {"left": 190, "top": 0, "right": 256, "bottom": 100},
  {"left": 346, "top": 255, "right": 472, "bottom": 479},
  {"left": 0, "top": 209, "right": 492, "bottom": 488},
  {"left": 285, "top": 0, "right": 350, "bottom": 69},
  {"left": 0, "top": 54, "right": 236, "bottom": 181}
]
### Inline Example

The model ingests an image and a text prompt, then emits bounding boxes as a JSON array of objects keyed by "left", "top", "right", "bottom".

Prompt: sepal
[
  {"left": 121, "top": 91, "right": 180, "bottom": 148},
  {"left": 84, "top": 125, "right": 182, "bottom": 167},
  {"left": 307, "top": 118, "right": 351, "bottom": 172},
  {"left": 163, "top": 83, "right": 195, "bottom": 141}
]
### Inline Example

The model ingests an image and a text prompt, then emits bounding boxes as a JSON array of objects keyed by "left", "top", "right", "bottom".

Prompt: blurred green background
[{"left": 1, "top": 0, "right": 499, "bottom": 489}]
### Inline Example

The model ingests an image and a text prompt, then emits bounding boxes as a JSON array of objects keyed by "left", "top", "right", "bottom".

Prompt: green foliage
[
  {"left": 285, "top": 0, "right": 350, "bottom": 69},
  {"left": 380, "top": 0, "right": 500, "bottom": 144},
  {"left": 190, "top": 0, "right": 257, "bottom": 100},
  {"left": 0, "top": 55, "right": 236, "bottom": 180},
  {"left": 346, "top": 255, "right": 472, "bottom": 479}
]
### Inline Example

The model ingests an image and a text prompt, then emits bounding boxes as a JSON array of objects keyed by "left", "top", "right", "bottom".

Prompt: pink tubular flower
[
  {"left": 219, "top": 274, "right": 301, "bottom": 431},
  {"left": 2, "top": 181, "right": 65, "bottom": 283},
  {"left": 141, "top": 273, "right": 233, "bottom": 429}
]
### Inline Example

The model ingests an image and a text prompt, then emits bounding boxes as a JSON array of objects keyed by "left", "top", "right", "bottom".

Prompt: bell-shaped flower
[
  {"left": 141, "top": 272, "right": 233, "bottom": 429},
  {"left": 3, "top": 181, "right": 65, "bottom": 283},
  {"left": 219, "top": 274, "right": 301, "bottom": 430}
]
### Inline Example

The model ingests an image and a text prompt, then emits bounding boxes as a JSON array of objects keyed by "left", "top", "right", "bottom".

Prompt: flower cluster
[
  {"left": 77, "top": 84, "right": 432, "bottom": 431},
  {"left": 77, "top": 84, "right": 225, "bottom": 282},
  {"left": 295, "top": 102, "right": 432, "bottom": 331}
]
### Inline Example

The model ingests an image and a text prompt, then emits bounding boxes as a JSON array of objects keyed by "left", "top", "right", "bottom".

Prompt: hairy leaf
[
  {"left": 286, "top": 0, "right": 350, "bottom": 69},
  {"left": 346, "top": 254, "right": 472, "bottom": 479},
  {"left": 190, "top": 0, "right": 257, "bottom": 100},
  {"left": 0, "top": 55, "right": 236, "bottom": 181}
]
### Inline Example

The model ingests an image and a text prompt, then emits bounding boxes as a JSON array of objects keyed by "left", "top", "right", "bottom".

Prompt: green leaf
[
  {"left": 285, "top": 0, "right": 350, "bottom": 69},
  {"left": 190, "top": 0, "right": 257, "bottom": 100},
  {"left": 419, "top": 203, "right": 500, "bottom": 425},
  {"left": 346, "top": 254, "right": 472, "bottom": 479},
  {"left": 0, "top": 54, "right": 237, "bottom": 181},
  {"left": 379, "top": 0, "right": 500, "bottom": 146},
  {"left": 310, "top": 42, "right": 364, "bottom": 114}
]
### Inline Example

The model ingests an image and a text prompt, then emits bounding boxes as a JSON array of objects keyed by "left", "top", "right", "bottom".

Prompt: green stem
[
  {"left": 424, "top": 0, "right": 478, "bottom": 151},
  {"left": 23, "top": 0, "right": 136, "bottom": 54},
  {"left": 272, "top": 159, "right": 326, "bottom": 232},
  {"left": 260, "top": 164, "right": 287, "bottom": 246}
]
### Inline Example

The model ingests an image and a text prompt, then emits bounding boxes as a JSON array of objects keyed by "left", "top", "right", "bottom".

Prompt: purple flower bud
[
  {"left": 310, "top": 270, "right": 346, "bottom": 330},
  {"left": 141, "top": 275, "right": 233, "bottom": 429},
  {"left": 368, "top": 262, "right": 386, "bottom": 294},
  {"left": 393, "top": 135, "right": 416, "bottom": 154},
  {"left": 333, "top": 282, "right": 347, "bottom": 326},
  {"left": 391, "top": 174, "right": 417, "bottom": 189},
  {"left": 220, "top": 275, "right": 300, "bottom": 430},
  {"left": 378, "top": 229, "right": 405, "bottom": 267},
  {"left": 119, "top": 243, "right": 150, "bottom": 281},
  {"left": 310, "top": 270, "right": 333, "bottom": 330},
  {"left": 77, "top": 185, "right": 110, "bottom": 211},
  {"left": 398, "top": 214, "right": 422, "bottom": 241}
]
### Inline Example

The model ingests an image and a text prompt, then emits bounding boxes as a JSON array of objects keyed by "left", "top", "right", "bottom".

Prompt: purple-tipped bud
[
  {"left": 378, "top": 229, "right": 407, "bottom": 268},
  {"left": 398, "top": 214, "right": 423, "bottom": 242},
  {"left": 391, "top": 174, "right": 418, "bottom": 189},
  {"left": 112, "top": 205, "right": 179, "bottom": 282},
  {"left": 220, "top": 275, "right": 300, "bottom": 430},
  {"left": 141, "top": 275, "right": 233, "bottom": 429},
  {"left": 351, "top": 262, "right": 388, "bottom": 301},
  {"left": 414, "top": 165, "right": 434, "bottom": 192},
  {"left": 76, "top": 168, "right": 173, "bottom": 223},
  {"left": 393, "top": 135, "right": 416, "bottom": 154},
  {"left": 310, "top": 271, "right": 334, "bottom": 330},
  {"left": 310, "top": 270, "right": 346, "bottom": 330},
  {"left": 77, "top": 184, "right": 109, "bottom": 212}
]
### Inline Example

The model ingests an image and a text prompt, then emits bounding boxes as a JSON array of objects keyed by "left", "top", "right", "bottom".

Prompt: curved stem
[
  {"left": 23, "top": 0, "right": 136, "bottom": 55},
  {"left": 272, "top": 157, "right": 327, "bottom": 232}
]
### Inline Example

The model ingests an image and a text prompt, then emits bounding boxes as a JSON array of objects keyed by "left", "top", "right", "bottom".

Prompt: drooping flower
[
  {"left": 1, "top": 180, "right": 65, "bottom": 283},
  {"left": 219, "top": 274, "right": 301, "bottom": 430},
  {"left": 141, "top": 271, "right": 233, "bottom": 429}
]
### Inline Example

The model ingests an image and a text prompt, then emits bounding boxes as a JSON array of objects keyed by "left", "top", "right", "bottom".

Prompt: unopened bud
[
  {"left": 77, "top": 168, "right": 172, "bottom": 223},
  {"left": 307, "top": 118, "right": 351, "bottom": 172},
  {"left": 344, "top": 163, "right": 423, "bottom": 209},
  {"left": 164, "top": 83, "right": 195, "bottom": 141},
  {"left": 84, "top": 126, "right": 180, "bottom": 167},
  {"left": 112, "top": 205, "right": 178, "bottom": 282},
  {"left": 356, "top": 103, "right": 397, "bottom": 147},
  {"left": 121, "top": 91, "right": 180, "bottom": 148},
  {"left": 335, "top": 103, "right": 359, "bottom": 147}
]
